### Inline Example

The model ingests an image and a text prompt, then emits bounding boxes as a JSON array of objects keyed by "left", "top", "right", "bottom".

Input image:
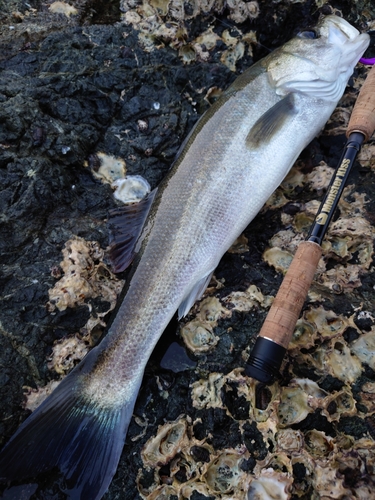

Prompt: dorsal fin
[
  {"left": 108, "top": 189, "right": 157, "bottom": 273},
  {"left": 246, "top": 93, "right": 298, "bottom": 148}
]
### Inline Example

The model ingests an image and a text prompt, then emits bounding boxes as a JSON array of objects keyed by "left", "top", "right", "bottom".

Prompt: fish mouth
[
  {"left": 325, "top": 18, "right": 370, "bottom": 68},
  {"left": 341, "top": 33, "right": 370, "bottom": 69}
]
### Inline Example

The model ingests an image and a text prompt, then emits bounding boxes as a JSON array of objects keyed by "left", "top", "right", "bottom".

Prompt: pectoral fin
[
  {"left": 178, "top": 271, "right": 214, "bottom": 319},
  {"left": 108, "top": 189, "right": 157, "bottom": 273},
  {"left": 246, "top": 93, "right": 298, "bottom": 148}
]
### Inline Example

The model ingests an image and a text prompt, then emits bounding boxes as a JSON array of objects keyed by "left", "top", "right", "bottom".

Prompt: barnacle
[
  {"left": 276, "top": 429, "right": 304, "bottom": 452},
  {"left": 191, "top": 373, "right": 225, "bottom": 410},
  {"left": 23, "top": 381, "right": 61, "bottom": 412},
  {"left": 251, "top": 381, "right": 279, "bottom": 423},
  {"left": 306, "top": 162, "right": 334, "bottom": 192},
  {"left": 305, "top": 430, "right": 334, "bottom": 457},
  {"left": 141, "top": 418, "right": 188, "bottom": 467},
  {"left": 293, "top": 334, "right": 363, "bottom": 384},
  {"left": 180, "top": 321, "right": 219, "bottom": 352},
  {"left": 357, "top": 381, "right": 375, "bottom": 413},
  {"left": 112, "top": 175, "right": 151, "bottom": 204},
  {"left": 292, "top": 201, "right": 320, "bottom": 232},
  {"left": 223, "top": 284, "right": 273, "bottom": 313},
  {"left": 312, "top": 460, "right": 351, "bottom": 497},
  {"left": 324, "top": 215, "right": 375, "bottom": 266},
  {"left": 268, "top": 229, "right": 303, "bottom": 253},
  {"left": 321, "top": 387, "right": 357, "bottom": 422},
  {"left": 145, "top": 485, "right": 179, "bottom": 499},
  {"left": 178, "top": 44, "right": 196, "bottom": 63},
  {"left": 137, "top": 119, "right": 149, "bottom": 132},
  {"left": 86, "top": 152, "right": 126, "bottom": 184},
  {"left": 226, "top": 0, "right": 251, "bottom": 24},
  {"left": 350, "top": 327, "right": 375, "bottom": 371},
  {"left": 247, "top": 469, "right": 292, "bottom": 500},
  {"left": 289, "top": 319, "right": 317, "bottom": 350},
  {"left": 47, "top": 335, "right": 90, "bottom": 375},
  {"left": 280, "top": 167, "right": 305, "bottom": 193},
  {"left": 47, "top": 238, "right": 121, "bottom": 313},
  {"left": 149, "top": 0, "right": 171, "bottom": 16},
  {"left": 203, "top": 451, "right": 249, "bottom": 494},
  {"left": 228, "top": 233, "right": 249, "bottom": 254},
  {"left": 323, "top": 339, "right": 362, "bottom": 383},
  {"left": 264, "top": 189, "right": 289, "bottom": 209},
  {"left": 263, "top": 452, "right": 293, "bottom": 474},
  {"left": 180, "top": 482, "right": 216, "bottom": 498},
  {"left": 220, "top": 40, "right": 245, "bottom": 72},
  {"left": 295, "top": 378, "right": 327, "bottom": 399},
  {"left": 304, "top": 306, "right": 349, "bottom": 340},
  {"left": 49, "top": 1, "right": 78, "bottom": 17},
  {"left": 319, "top": 264, "right": 363, "bottom": 292},
  {"left": 246, "top": 0, "right": 260, "bottom": 20},
  {"left": 193, "top": 27, "right": 220, "bottom": 59},
  {"left": 358, "top": 141, "right": 375, "bottom": 169},
  {"left": 262, "top": 247, "right": 293, "bottom": 273},
  {"left": 277, "top": 385, "right": 312, "bottom": 427},
  {"left": 180, "top": 297, "right": 229, "bottom": 353}
]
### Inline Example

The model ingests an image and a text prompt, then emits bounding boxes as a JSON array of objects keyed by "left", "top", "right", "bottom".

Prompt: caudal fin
[{"left": 0, "top": 349, "right": 139, "bottom": 499}]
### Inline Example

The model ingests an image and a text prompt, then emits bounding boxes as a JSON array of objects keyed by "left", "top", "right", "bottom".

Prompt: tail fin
[{"left": 0, "top": 350, "right": 140, "bottom": 499}]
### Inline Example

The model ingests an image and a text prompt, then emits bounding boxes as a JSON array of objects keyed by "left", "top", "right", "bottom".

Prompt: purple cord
[{"left": 359, "top": 57, "right": 375, "bottom": 65}]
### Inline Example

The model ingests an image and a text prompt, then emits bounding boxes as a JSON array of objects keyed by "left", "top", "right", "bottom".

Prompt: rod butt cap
[{"left": 245, "top": 337, "right": 286, "bottom": 385}]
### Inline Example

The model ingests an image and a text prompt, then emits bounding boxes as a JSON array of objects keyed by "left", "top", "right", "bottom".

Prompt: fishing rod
[{"left": 245, "top": 63, "right": 375, "bottom": 385}]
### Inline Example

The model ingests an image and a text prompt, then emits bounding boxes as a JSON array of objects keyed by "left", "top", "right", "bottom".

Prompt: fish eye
[{"left": 297, "top": 30, "right": 319, "bottom": 39}]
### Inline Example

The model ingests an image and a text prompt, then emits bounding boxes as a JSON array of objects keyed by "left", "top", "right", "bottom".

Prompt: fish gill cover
[{"left": 0, "top": 0, "right": 375, "bottom": 499}]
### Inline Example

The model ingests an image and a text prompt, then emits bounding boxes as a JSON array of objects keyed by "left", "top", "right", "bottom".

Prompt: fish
[{"left": 0, "top": 15, "right": 369, "bottom": 500}]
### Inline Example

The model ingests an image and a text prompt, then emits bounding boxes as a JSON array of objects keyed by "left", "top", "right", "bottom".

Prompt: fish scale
[{"left": 0, "top": 15, "right": 369, "bottom": 500}]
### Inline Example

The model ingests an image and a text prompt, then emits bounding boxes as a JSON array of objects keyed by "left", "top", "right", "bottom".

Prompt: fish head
[{"left": 267, "top": 15, "right": 370, "bottom": 101}]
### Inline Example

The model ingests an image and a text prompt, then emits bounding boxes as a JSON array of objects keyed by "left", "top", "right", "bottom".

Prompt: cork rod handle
[
  {"left": 347, "top": 65, "right": 375, "bottom": 141},
  {"left": 258, "top": 241, "right": 322, "bottom": 348}
]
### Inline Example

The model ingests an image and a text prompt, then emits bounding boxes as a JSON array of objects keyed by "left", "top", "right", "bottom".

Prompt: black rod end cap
[{"left": 245, "top": 337, "right": 286, "bottom": 385}]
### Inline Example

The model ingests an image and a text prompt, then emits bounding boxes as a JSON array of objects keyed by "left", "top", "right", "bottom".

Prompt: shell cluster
[
  {"left": 46, "top": 237, "right": 123, "bottom": 373},
  {"left": 138, "top": 356, "right": 375, "bottom": 499},
  {"left": 24, "top": 238, "right": 124, "bottom": 407},
  {"left": 264, "top": 182, "right": 374, "bottom": 307},
  {"left": 86, "top": 151, "right": 150, "bottom": 204},
  {"left": 119, "top": 0, "right": 258, "bottom": 71}
]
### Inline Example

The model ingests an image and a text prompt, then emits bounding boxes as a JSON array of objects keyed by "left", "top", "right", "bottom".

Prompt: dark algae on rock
[{"left": 1, "top": 1, "right": 375, "bottom": 499}]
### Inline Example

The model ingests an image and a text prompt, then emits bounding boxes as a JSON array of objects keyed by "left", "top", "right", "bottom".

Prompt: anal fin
[{"left": 178, "top": 271, "right": 214, "bottom": 319}]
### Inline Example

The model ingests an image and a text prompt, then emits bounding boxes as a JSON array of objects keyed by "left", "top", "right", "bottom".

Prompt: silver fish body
[
  {"left": 0, "top": 15, "right": 369, "bottom": 500},
  {"left": 90, "top": 13, "right": 368, "bottom": 402}
]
